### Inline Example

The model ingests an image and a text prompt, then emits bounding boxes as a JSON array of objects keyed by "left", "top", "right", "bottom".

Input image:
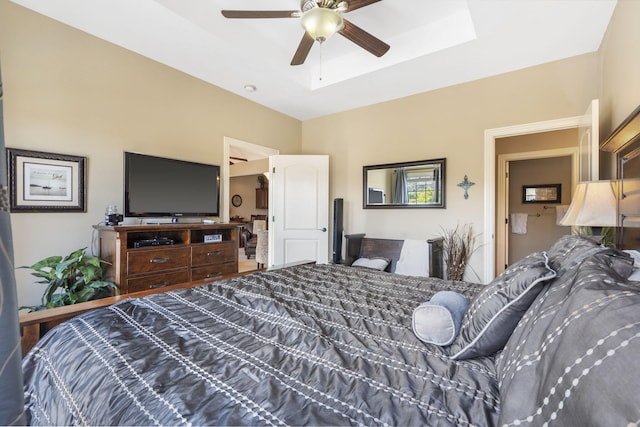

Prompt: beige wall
[
  {"left": 0, "top": 1, "right": 301, "bottom": 306},
  {"left": 496, "top": 129, "right": 578, "bottom": 155},
  {"left": 4, "top": 0, "right": 640, "bottom": 304},
  {"left": 302, "top": 54, "right": 599, "bottom": 279},
  {"left": 597, "top": 0, "right": 640, "bottom": 179},
  {"left": 302, "top": 0, "right": 640, "bottom": 279},
  {"left": 600, "top": 0, "right": 640, "bottom": 136},
  {"left": 230, "top": 159, "right": 269, "bottom": 177}
]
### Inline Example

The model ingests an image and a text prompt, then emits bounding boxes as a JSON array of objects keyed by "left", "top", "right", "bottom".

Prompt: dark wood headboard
[
  {"left": 600, "top": 103, "right": 640, "bottom": 249},
  {"left": 343, "top": 234, "right": 444, "bottom": 279}
]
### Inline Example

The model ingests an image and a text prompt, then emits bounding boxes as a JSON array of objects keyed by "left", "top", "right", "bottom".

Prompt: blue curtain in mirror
[
  {"left": 392, "top": 168, "right": 407, "bottom": 204},
  {"left": 434, "top": 168, "right": 441, "bottom": 203},
  {"left": 0, "top": 61, "right": 26, "bottom": 426}
]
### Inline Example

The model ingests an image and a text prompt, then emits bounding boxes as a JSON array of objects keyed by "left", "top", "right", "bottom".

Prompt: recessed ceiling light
[{"left": 244, "top": 84, "right": 257, "bottom": 92}]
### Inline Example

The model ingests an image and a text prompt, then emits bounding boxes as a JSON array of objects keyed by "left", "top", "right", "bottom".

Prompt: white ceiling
[{"left": 12, "top": 0, "right": 617, "bottom": 121}]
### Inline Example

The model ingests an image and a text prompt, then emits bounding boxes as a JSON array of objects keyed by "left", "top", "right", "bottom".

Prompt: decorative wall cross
[{"left": 457, "top": 175, "right": 475, "bottom": 200}]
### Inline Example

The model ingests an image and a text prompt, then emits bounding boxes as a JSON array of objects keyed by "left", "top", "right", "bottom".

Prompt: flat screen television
[{"left": 124, "top": 152, "right": 220, "bottom": 219}]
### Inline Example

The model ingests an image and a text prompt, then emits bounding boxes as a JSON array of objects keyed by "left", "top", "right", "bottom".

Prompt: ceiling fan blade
[
  {"left": 291, "top": 32, "right": 315, "bottom": 66},
  {"left": 345, "top": 0, "right": 382, "bottom": 12},
  {"left": 339, "top": 19, "right": 390, "bottom": 57},
  {"left": 221, "top": 10, "right": 301, "bottom": 19}
]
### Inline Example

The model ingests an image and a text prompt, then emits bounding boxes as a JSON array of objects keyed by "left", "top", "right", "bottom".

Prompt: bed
[
  {"left": 18, "top": 236, "right": 445, "bottom": 357},
  {"left": 21, "top": 232, "right": 640, "bottom": 426}
]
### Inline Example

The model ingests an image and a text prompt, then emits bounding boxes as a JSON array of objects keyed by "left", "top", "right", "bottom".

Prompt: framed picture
[
  {"left": 6, "top": 148, "right": 86, "bottom": 212},
  {"left": 522, "top": 183, "right": 561, "bottom": 204}
]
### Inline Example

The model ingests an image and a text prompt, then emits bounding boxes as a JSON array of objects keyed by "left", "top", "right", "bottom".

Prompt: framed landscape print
[{"left": 6, "top": 148, "right": 86, "bottom": 212}]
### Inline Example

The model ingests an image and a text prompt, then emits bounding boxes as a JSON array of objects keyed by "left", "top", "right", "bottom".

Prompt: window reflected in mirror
[{"left": 363, "top": 158, "right": 446, "bottom": 209}]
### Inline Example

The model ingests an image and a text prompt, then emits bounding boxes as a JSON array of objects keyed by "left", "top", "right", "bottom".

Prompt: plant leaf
[
  {"left": 43, "top": 278, "right": 64, "bottom": 306},
  {"left": 77, "top": 264, "right": 100, "bottom": 284},
  {"left": 21, "top": 255, "right": 63, "bottom": 271},
  {"left": 21, "top": 247, "right": 117, "bottom": 311},
  {"left": 19, "top": 305, "right": 46, "bottom": 312}
]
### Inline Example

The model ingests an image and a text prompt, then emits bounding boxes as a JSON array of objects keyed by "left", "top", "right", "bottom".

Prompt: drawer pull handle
[
  {"left": 206, "top": 272, "right": 222, "bottom": 278},
  {"left": 207, "top": 251, "right": 222, "bottom": 257},
  {"left": 149, "top": 282, "right": 170, "bottom": 289},
  {"left": 150, "top": 257, "right": 169, "bottom": 264}
]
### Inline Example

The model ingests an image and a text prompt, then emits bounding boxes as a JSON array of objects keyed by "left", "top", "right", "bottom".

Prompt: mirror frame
[
  {"left": 521, "top": 184, "right": 561, "bottom": 204},
  {"left": 363, "top": 158, "right": 446, "bottom": 209}
]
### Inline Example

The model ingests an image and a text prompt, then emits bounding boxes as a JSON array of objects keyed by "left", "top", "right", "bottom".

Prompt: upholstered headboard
[{"left": 343, "top": 234, "right": 444, "bottom": 279}]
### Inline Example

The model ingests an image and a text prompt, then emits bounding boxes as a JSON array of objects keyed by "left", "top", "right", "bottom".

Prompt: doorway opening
[
  {"left": 495, "top": 147, "right": 578, "bottom": 274},
  {"left": 223, "top": 137, "right": 279, "bottom": 272},
  {"left": 484, "top": 100, "right": 598, "bottom": 282},
  {"left": 222, "top": 137, "right": 279, "bottom": 221},
  {"left": 484, "top": 116, "right": 582, "bottom": 282}
]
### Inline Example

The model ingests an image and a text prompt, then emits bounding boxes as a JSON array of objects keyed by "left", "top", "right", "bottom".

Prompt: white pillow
[
  {"left": 351, "top": 257, "right": 390, "bottom": 271},
  {"left": 394, "top": 239, "right": 429, "bottom": 277}
]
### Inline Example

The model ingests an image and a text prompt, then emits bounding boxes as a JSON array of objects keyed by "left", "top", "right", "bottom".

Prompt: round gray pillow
[{"left": 412, "top": 291, "right": 469, "bottom": 346}]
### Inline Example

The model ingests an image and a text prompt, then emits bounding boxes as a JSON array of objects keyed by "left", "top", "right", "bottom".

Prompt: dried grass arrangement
[{"left": 441, "top": 223, "right": 478, "bottom": 281}]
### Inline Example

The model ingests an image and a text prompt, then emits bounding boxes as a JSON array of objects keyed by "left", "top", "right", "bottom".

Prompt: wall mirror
[
  {"left": 363, "top": 158, "right": 446, "bottom": 209},
  {"left": 522, "top": 184, "right": 561, "bottom": 203}
]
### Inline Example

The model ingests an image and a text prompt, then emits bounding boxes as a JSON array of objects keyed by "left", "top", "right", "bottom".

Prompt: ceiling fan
[{"left": 221, "top": 0, "right": 390, "bottom": 66}]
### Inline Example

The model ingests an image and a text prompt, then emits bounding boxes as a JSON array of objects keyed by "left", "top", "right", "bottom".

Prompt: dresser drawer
[
  {"left": 127, "top": 247, "right": 189, "bottom": 275},
  {"left": 191, "top": 262, "right": 237, "bottom": 281},
  {"left": 191, "top": 242, "right": 236, "bottom": 267},
  {"left": 126, "top": 270, "right": 189, "bottom": 293}
]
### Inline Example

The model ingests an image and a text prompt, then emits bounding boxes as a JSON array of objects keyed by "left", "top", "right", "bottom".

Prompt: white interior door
[
  {"left": 579, "top": 99, "right": 600, "bottom": 181},
  {"left": 269, "top": 155, "right": 329, "bottom": 267}
]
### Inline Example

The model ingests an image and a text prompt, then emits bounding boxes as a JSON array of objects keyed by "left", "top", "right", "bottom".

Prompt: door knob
[{"left": 319, "top": 227, "right": 327, "bottom": 232}]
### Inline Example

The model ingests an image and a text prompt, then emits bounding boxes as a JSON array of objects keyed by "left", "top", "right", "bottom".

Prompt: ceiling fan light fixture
[{"left": 301, "top": 7, "right": 344, "bottom": 42}]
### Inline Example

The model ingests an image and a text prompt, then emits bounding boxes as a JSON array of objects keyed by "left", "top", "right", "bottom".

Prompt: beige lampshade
[{"left": 560, "top": 180, "right": 619, "bottom": 227}]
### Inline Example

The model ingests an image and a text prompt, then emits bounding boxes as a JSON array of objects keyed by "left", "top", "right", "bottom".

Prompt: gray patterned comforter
[
  {"left": 497, "top": 238, "right": 640, "bottom": 426},
  {"left": 23, "top": 264, "right": 499, "bottom": 426}
]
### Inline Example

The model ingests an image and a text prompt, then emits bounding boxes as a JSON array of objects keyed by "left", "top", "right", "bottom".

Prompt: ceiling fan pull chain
[{"left": 319, "top": 42, "right": 323, "bottom": 81}]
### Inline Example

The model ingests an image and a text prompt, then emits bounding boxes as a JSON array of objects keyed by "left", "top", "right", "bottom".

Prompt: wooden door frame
[{"left": 496, "top": 147, "right": 579, "bottom": 274}]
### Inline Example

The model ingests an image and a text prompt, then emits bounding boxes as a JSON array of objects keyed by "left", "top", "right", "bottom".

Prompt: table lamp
[{"left": 559, "top": 180, "right": 619, "bottom": 240}]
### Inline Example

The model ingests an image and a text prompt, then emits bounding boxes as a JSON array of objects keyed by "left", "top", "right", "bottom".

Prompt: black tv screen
[{"left": 124, "top": 152, "right": 220, "bottom": 218}]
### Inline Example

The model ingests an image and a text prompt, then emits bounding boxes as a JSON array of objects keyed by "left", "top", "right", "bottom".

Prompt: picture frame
[
  {"left": 6, "top": 148, "right": 87, "bottom": 212},
  {"left": 363, "top": 158, "right": 446, "bottom": 209},
  {"left": 522, "top": 183, "right": 561, "bottom": 204}
]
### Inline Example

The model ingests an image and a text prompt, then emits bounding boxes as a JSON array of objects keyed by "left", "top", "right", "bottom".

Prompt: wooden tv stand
[{"left": 93, "top": 223, "right": 241, "bottom": 294}]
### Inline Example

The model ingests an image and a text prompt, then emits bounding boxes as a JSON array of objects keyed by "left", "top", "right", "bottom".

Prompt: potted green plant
[
  {"left": 20, "top": 247, "right": 118, "bottom": 312},
  {"left": 575, "top": 226, "right": 616, "bottom": 248}
]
